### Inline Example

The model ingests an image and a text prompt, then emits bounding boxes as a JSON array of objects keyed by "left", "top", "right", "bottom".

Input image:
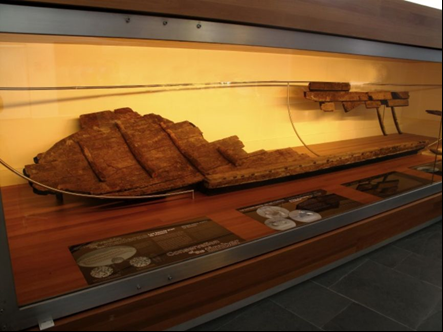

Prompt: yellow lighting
[{"left": 0, "top": 35, "right": 442, "bottom": 186}]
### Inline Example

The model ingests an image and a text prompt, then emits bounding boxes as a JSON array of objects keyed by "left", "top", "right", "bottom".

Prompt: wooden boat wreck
[{"left": 24, "top": 105, "right": 429, "bottom": 197}]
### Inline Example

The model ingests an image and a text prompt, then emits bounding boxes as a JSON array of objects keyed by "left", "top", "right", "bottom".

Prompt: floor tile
[
  {"left": 395, "top": 254, "right": 442, "bottom": 288},
  {"left": 271, "top": 281, "right": 351, "bottom": 327},
  {"left": 218, "top": 300, "right": 321, "bottom": 331},
  {"left": 427, "top": 221, "right": 442, "bottom": 233},
  {"left": 313, "top": 257, "right": 368, "bottom": 288},
  {"left": 323, "top": 303, "right": 413, "bottom": 331},
  {"left": 394, "top": 228, "right": 442, "bottom": 260},
  {"left": 190, "top": 306, "right": 249, "bottom": 331},
  {"left": 190, "top": 222, "right": 443, "bottom": 332},
  {"left": 418, "top": 311, "right": 442, "bottom": 332},
  {"left": 430, "top": 299, "right": 442, "bottom": 317},
  {"left": 366, "top": 245, "right": 411, "bottom": 269},
  {"left": 331, "top": 260, "right": 441, "bottom": 329}
]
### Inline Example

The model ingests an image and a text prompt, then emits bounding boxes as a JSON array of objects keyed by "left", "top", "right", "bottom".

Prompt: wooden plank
[
  {"left": 369, "top": 91, "right": 394, "bottom": 100},
  {"left": 39, "top": 193, "right": 442, "bottom": 331},
  {"left": 309, "top": 82, "right": 351, "bottom": 92},
  {"left": 13, "top": 0, "right": 443, "bottom": 49},
  {"left": 343, "top": 101, "right": 365, "bottom": 112},
  {"left": 393, "top": 92, "right": 410, "bottom": 99},
  {"left": 366, "top": 101, "right": 383, "bottom": 109},
  {"left": 387, "top": 99, "right": 410, "bottom": 107},
  {"left": 305, "top": 92, "right": 369, "bottom": 102},
  {"left": 320, "top": 102, "right": 336, "bottom": 112}
]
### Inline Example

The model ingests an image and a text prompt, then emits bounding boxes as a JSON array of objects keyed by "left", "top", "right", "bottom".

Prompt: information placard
[
  {"left": 70, "top": 218, "right": 244, "bottom": 285},
  {"left": 343, "top": 172, "right": 431, "bottom": 199},
  {"left": 238, "top": 190, "right": 362, "bottom": 231}
]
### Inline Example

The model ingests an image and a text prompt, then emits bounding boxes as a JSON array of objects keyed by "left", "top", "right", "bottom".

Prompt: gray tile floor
[{"left": 191, "top": 221, "right": 442, "bottom": 331}]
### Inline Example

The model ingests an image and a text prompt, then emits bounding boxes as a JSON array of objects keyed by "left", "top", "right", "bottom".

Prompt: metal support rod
[
  {"left": 391, "top": 107, "right": 403, "bottom": 135},
  {"left": 287, "top": 84, "right": 321, "bottom": 157},
  {"left": 0, "top": 158, "right": 195, "bottom": 201},
  {"left": 376, "top": 107, "right": 388, "bottom": 136}
]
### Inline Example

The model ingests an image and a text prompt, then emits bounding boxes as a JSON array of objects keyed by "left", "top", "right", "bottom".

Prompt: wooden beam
[
  {"left": 309, "top": 82, "right": 351, "bottom": 92},
  {"left": 369, "top": 91, "right": 394, "bottom": 100},
  {"left": 387, "top": 99, "right": 410, "bottom": 107},
  {"left": 366, "top": 101, "right": 383, "bottom": 109},
  {"left": 343, "top": 101, "right": 365, "bottom": 112},
  {"left": 305, "top": 92, "right": 369, "bottom": 102},
  {"left": 393, "top": 92, "right": 410, "bottom": 100}
]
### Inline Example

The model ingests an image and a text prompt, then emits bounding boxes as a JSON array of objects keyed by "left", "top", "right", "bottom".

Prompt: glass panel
[{"left": 0, "top": 33, "right": 441, "bottom": 306}]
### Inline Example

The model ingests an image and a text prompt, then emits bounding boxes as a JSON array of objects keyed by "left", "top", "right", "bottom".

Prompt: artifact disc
[
  {"left": 129, "top": 256, "right": 152, "bottom": 268},
  {"left": 289, "top": 210, "right": 322, "bottom": 223},
  {"left": 90, "top": 266, "right": 114, "bottom": 279},
  {"left": 257, "top": 206, "right": 290, "bottom": 220},
  {"left": 77, "top": 246, "right": 137, "bottom": 268},
  {"left": 265, "top": 219, "right": 297, "bottom": 231}
]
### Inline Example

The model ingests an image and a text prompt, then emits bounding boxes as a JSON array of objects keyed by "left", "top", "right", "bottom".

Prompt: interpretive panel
[
  {"left": 238, "top": 190, "right": 362, "bottom": 231},
  {"left": 71, "top": 218, "right": 244, "bottom": 285},
  {"left": 343, "top": 172, "right": 432, "bottom": 199}
]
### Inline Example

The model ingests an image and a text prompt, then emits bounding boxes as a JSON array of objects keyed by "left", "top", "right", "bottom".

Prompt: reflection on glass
[
  {"left": 412, "top": 161, "right": 442, "bottom": 177},
  {"left": 343, "top": 172, "right": 432, "bottom": 199}
]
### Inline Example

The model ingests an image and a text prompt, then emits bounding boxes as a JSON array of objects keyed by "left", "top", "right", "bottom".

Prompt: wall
[{"left": 0, "top": 35, "right": 441, "bottom": 186}]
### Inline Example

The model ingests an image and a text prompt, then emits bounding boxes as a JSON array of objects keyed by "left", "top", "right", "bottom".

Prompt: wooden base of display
[
  {"left": 29, "top": 193, "right": 442, "bottom": 331},
  {"left": 1, "top": 134, "right": 440, "bottom": 330}
]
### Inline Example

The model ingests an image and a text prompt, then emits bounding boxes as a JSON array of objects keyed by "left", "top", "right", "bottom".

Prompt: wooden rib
[
  {"left": 115, "top": 122, "right": 158, "bottom": 178},
  {"left": 77, "top": 141, "right": 108, "bottom": 182}
]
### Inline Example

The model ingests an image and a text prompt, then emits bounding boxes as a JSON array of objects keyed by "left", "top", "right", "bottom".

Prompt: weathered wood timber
[
  {"left": 305, "top": 82, "right": 411, "bottom": 117},
  {"left": 305, "top": 91, "right": 369, "bottom": 102},
  {"left": 427, "top": 110, "right": 442, "bottom": 117},
  {"left": 23, "top": 108, "right": 428, "bottom": 197},
  {"left": 366, "top": 101, "right": 383, "bottom": 109},
  {"left": 309, "top": 82, "right": 351, "bottom": 92},
  {"left": 320, "top": 102, "right": 336, "bottom": 112},
  {"left": 387, "top": 99, "right": 410, "bottom": 107},
  {"left": 343, "top": 101, "right": 365, "bottom": 112},
  {"left": 368, "top": 91, "right": 393, "bottom": 100},
  {"left": 393, "top": 92, "right": 410, "bottom": 99}
]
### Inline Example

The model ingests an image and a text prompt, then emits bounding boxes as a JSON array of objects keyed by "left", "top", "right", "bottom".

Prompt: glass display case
[{"left": 0, "top": 3, "right": 441, "bottom": 331}]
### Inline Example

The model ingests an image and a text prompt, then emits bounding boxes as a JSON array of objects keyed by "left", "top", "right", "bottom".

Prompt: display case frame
[{"left": 0, "top": 3, "right": 442, "bottom": 331}]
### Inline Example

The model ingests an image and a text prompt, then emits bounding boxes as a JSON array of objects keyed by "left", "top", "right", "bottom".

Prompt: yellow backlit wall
[{"left": 0, "top": 37, "right": 441, "bottom": 186}]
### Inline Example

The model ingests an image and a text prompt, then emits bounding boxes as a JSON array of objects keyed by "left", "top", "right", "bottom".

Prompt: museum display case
[{"left": 0, "top": 3, "right": 442, "bottom": 331}]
